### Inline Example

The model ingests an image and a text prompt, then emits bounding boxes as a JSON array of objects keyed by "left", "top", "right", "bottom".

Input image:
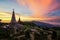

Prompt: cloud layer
[
  {"left": 17, "top": 0, "right": 59, "bottom": 17},
  {"left": 17, "top": 0, "right": 60, "bottom": 25}
]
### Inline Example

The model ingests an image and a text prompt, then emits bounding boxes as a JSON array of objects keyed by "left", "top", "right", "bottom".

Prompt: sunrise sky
[{"left": 0, "top": 0, "right": 60, "bottom": 25}]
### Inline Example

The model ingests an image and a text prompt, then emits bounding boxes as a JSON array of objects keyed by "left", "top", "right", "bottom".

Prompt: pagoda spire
[
  {"left": 11, "top": 9, "right": 16, "bottom": 24},
  {"left": 18, "top": 17, "right": 21, "bottom": 23}
]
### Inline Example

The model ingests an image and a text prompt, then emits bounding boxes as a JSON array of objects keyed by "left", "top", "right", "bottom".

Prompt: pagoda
[{"left": 9, "top": 9, "right": 22, "bottom": 28}]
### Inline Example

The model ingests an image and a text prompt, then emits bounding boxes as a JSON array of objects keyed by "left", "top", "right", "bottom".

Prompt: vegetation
[{"left": 0, "top": 22, "right": 60, "bottom": 40}]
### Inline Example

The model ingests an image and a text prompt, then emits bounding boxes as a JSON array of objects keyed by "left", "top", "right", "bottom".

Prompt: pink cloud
[
  {"left": 17, "top": 0, "right": 59, "bottom": 18},
  {"left": 17, "top": 0, "right": 60, "bottom": 25}
]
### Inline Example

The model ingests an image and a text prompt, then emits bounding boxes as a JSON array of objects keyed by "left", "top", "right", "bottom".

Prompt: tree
[{"left": 0, "top": 19, "right": 2, "bottom": 22}]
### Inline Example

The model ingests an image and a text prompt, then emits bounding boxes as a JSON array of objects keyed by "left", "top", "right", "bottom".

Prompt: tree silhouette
[
  {"left": 0, "top": 19, "right": 2, "bottom": 22},
  {"left": 0, "top": 19, "right": 2, "bottom": 26}
]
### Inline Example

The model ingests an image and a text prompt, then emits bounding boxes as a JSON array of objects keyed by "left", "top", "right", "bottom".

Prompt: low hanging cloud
[
  {"left": 48, "top": 8, "right": 60, "bottom": 16},
  {"left": 49, "top": 19, "right": 60, "bottom": 23}
]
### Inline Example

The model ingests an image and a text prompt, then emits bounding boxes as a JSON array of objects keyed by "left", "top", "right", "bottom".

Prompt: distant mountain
[{"left": 32, "top": 21, "right": 55, "bottom": 27}]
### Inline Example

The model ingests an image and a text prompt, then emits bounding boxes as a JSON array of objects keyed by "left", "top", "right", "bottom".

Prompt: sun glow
[{"left": 0, "top": 11, "right": 47, "bottom": 23}]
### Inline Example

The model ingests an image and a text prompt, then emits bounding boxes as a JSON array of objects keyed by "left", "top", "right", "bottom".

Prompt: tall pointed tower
[
  {"left": 10, "top": 9, "right": 17, "bottom": 34},
  {"left": 11, "top": 9, "right": 16, "bottom": 24}
]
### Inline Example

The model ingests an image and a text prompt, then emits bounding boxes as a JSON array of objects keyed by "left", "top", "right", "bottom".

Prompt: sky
[{"left": 0, "top": 0, "right": 60, "bottom": 25}]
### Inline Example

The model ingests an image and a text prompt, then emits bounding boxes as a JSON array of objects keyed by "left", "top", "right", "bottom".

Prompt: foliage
[{"left": 0, "top": 22, "right": 60, "bottom": 40}]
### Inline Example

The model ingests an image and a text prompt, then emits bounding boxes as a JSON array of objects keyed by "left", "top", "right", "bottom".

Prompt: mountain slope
[{"left": 32, "top": 21, "right": 55, "bottom": 27}]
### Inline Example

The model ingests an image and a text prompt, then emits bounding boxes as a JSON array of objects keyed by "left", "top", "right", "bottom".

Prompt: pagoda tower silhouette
[
  {"left": 18, "top": 17, "right": 21, "bottom": 24},
  {"left": 11, "top": 9, "right": 16, "bottom": 24},
  {"left": 9, "top": 9, "right": 17, "bottom": 28}
]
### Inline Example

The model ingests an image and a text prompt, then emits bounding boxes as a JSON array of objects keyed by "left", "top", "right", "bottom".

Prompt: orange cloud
[
  {"left": 17, "top": 0, "right": 59, "bottom": 18},
  {"left": 0, "top": 11, "right": 20, "bottom": 22},
  {"left": 0, "top": 11, "right": 46, "bottom": 23}
]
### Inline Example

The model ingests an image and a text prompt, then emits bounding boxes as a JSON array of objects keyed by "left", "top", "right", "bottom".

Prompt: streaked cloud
[
  {"left": 17, "top": 0, "right": 59, "bottom": 17},
  {"left": 17, "top": 0, "right": 60, "bottom": 25},
  {"left": 0, "top": 11, "right": 45, "bottom": 23}
]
